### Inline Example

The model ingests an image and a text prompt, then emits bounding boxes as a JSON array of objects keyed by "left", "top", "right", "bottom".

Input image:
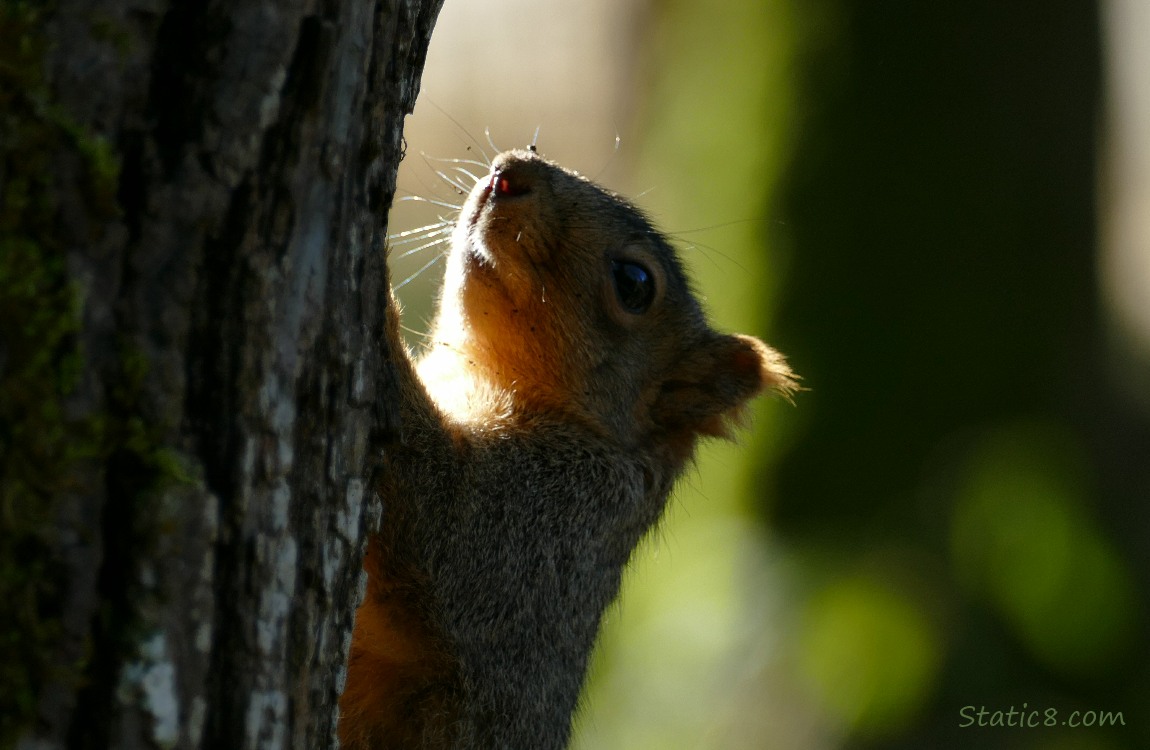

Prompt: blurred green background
[{"left": 394, "top": 0, "right": 1150, "bottom": 747}]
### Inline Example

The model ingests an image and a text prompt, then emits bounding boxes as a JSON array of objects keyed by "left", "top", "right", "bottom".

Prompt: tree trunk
[{"left": 0, "top": 0, "right": 443, "bottom": 747}]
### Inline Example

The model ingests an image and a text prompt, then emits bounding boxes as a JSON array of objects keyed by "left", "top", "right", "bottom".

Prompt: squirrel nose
[{"left": 489, "top": 156, "right": 536, "bottom": 198}]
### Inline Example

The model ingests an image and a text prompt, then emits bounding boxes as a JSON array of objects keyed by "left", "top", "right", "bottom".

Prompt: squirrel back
[{"left": 339, "top": 149, "right": 796, "bottom": 749}]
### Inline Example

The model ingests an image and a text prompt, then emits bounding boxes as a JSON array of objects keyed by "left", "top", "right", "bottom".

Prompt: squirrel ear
[{"left": 652, "top": 333, "right": 797, "bottom": 441}]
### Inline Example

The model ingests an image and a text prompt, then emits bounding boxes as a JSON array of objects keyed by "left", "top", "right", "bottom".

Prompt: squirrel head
[{"left": 424, "top": 149, "right": 796, "bottom": 463}]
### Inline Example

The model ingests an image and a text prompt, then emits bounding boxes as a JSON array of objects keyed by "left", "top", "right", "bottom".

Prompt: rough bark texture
[{"left": 0, "top": 0, "right": 443, "bottom": 747}]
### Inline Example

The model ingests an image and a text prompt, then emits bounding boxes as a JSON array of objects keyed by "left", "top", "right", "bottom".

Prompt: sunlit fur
[{"left": 340, "top": 149, "right": 795, "bottom": 749}]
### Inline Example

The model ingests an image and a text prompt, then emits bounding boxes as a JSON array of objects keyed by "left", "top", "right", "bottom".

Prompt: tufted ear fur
[{"left": 652, "top": 333, "right": 797, "bottom": 442}]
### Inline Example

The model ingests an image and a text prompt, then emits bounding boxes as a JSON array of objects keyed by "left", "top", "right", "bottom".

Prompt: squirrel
[{"left": 338, "top": 148, "right": 796, "bottom": 749}]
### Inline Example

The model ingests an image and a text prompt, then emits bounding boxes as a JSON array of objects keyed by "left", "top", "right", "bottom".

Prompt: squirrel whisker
[
  {"left": 393, "top": 236, "right": 451, "bottom": 261},
  {"left": 393, "top": 253, "right": 446, "bottom": 291},
  {"left": 422, "top": 154, "right": 492, "bottom": 172},
  {"left": 397, "top": 195, "right": 463, "bottom": 211},
  {"left": 389, "top": 220, "right": 454, "bottom": 241},
  {"left": 448, "top": 165, "right": 481, "bottom": 186},
  {"left": 429, "top": 165, "right": 473, "bottom": 195},
  {"left": 483, "top": 126, "right": 502, "bottom": 157}
]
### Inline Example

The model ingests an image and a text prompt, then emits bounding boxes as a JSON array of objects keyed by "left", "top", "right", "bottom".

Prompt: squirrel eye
[{"left": 611, "top": 260, "right": 656, "bottom": 314}]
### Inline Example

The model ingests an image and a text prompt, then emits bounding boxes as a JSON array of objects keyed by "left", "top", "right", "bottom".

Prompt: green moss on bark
[
  {"left": 0, "top": 3, "right": 127, "bottom": 745},
  {"left": 1, "top": 5, "right": 74, "bottom": 744},
  {"left": 0, "top": 239, "right": 93, "bottom": 746},
  {"left": 3, "top": 2, "right": 197, "bottom": 744}
]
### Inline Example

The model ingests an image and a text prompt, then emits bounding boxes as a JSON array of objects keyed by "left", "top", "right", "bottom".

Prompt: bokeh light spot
[
  {"left": 798, "top": 576, "right": 942, "bottom": 737},
  {"left": 950, "top": 422, "right": 1138, "bottom": 677}
]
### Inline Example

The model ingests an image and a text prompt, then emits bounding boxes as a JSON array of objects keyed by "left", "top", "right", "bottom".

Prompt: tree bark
[{"left": 0, "top": 0, "right": 443, "bottom": 747}]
